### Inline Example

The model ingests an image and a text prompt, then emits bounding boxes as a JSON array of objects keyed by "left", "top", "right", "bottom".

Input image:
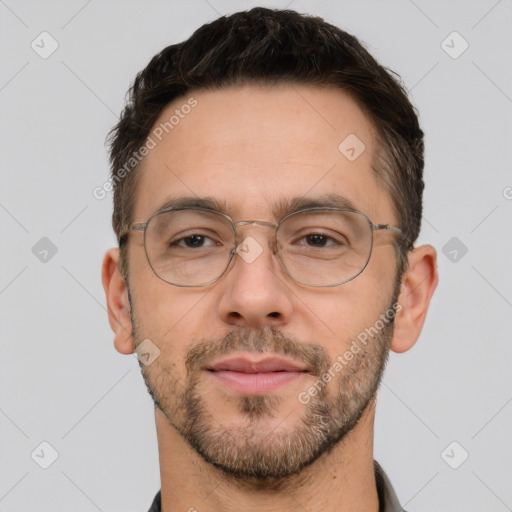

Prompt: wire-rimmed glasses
[{"left": 120, "top": 206, "right": 403, "bottom": 287}]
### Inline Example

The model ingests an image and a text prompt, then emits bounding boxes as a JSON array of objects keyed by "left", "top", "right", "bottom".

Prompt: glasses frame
[{"left": 120, "top": 206, "right": 404, "bottom": 288}]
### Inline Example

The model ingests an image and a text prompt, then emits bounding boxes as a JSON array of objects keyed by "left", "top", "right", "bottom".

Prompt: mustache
[{"left": 185, "top": 325, "right": 330, "bottom": 378}]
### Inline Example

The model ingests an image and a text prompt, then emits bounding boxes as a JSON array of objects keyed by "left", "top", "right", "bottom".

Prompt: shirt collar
[{"left": 374, "top": 460, "right": 406, "bottom": 511}]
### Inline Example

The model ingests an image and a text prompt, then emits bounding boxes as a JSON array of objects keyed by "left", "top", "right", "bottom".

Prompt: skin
[{"left": 102, "top": 84, "right": 438, "bottom": 512}]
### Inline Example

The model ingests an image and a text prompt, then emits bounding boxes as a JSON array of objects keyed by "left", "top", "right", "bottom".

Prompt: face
[{"left": 124, "top": 84, "right": 402, "bottom": 480}]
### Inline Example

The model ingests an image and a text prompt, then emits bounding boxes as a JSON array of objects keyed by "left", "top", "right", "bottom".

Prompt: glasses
[{"left": 120, "top": 206, "right": 403, "bottom": 287}]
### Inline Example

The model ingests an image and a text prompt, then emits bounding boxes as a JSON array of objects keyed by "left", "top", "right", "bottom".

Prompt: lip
[
  {"left": 207, "top": 356, "right": 308, "bottom": 373},
  {"left": 206, "top": 355, "right": 308, "bottom": 394}
]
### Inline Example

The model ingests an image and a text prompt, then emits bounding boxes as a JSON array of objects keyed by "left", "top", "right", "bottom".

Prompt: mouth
[{"left": 205, "top": 355, "right": 309, "bottom": 394}]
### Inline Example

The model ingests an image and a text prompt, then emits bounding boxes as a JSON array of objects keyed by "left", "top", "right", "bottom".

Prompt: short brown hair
[{"left": 107, "top": 7, "right": 424, "bottom": 277}]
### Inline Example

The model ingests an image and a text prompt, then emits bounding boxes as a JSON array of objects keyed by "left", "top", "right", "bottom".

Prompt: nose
[{"left": 216, "top": 229, "right": 294, "bottom": 329}]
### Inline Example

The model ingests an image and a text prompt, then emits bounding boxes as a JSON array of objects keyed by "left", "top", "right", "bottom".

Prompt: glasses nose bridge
[
  {"left": 233, "top": 219, "right": 279, "bottom": 250},
  {"left": 234, "top": 219, "right": 277, "bottom": 229}
]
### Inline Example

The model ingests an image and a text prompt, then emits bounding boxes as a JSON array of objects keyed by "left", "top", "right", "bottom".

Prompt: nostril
[{"left": 268, "top": 312, "right": 280, "bottom": 318}]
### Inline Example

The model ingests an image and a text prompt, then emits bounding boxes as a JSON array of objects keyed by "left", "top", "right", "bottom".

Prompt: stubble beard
[{"left": 129, "top": 287, "right": 399, "bottom": 483}]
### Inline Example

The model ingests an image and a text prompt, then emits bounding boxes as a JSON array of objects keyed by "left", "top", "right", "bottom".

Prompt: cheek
[
  {"left": 129, "top": 272, "right": 218, "bottom": 364},
  {"left": 128, "top": 244, "right": 203, "bottom": 333},
  {"left": 309, "top": 292, "right": 383, "bottom": 347},
  {"left": 133, "top": 286, "right": 212, "bottom": 340},
  {"left": 301, "top": 265, "right": 396, "bottom": 358}
]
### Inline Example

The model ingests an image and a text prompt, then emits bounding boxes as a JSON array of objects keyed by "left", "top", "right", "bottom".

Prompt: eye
[
  {"left": 300, "top": 234, "right": 338, "bottom": 247},
  {"left": 295, "top": 232, "right": 346, "bottom": 248},
  {"left": 171, "top": 234, "right": 218, "bottom": 248}
]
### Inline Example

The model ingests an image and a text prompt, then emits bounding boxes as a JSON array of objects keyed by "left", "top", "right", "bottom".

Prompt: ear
[
  {"left": 101, "top": 248, "right": 135, "bottom": 355},
  {"left": 391, "top": 244, "right": 438, "bottom": 353}
]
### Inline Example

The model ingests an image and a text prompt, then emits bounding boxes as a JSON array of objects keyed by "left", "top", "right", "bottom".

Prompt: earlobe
[
  {"left": 390, "top": 244, "right": 438, "bottom": 354},
  {"left": 101, "top": 248, "right": 135, "bottom": 355}
]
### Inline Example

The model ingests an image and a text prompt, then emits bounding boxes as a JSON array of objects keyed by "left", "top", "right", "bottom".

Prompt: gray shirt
[{"left": 147, "top": 460, "right": 405, "bottom": 511}]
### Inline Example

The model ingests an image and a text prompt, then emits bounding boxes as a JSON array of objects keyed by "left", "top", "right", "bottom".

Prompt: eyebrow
[{"left": 154, "top": 193, "right": 359, "bottom": 220}]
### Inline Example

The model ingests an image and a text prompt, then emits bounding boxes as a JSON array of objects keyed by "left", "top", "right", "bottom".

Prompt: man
[{"left": 102, "top": 7, "right": 437, "bottom": 511}]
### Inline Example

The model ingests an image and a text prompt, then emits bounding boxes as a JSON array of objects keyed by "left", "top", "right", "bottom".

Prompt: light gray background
[{"left": 1, "top": 0, "right": 511, "bottom": 511}]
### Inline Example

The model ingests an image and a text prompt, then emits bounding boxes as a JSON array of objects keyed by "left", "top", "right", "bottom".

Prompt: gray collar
[{"left": 374, "top": 460, "right": 406, "bottom": 512}]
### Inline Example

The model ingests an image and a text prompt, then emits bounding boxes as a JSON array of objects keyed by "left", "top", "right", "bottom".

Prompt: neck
[{"left": 155, "top": 400, "right": 380, "bottom": 512}]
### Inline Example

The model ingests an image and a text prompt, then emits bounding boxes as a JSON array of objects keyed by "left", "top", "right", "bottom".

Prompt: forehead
[{"left": 134, "top": 84, "right": 394, "bottom": 223}]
